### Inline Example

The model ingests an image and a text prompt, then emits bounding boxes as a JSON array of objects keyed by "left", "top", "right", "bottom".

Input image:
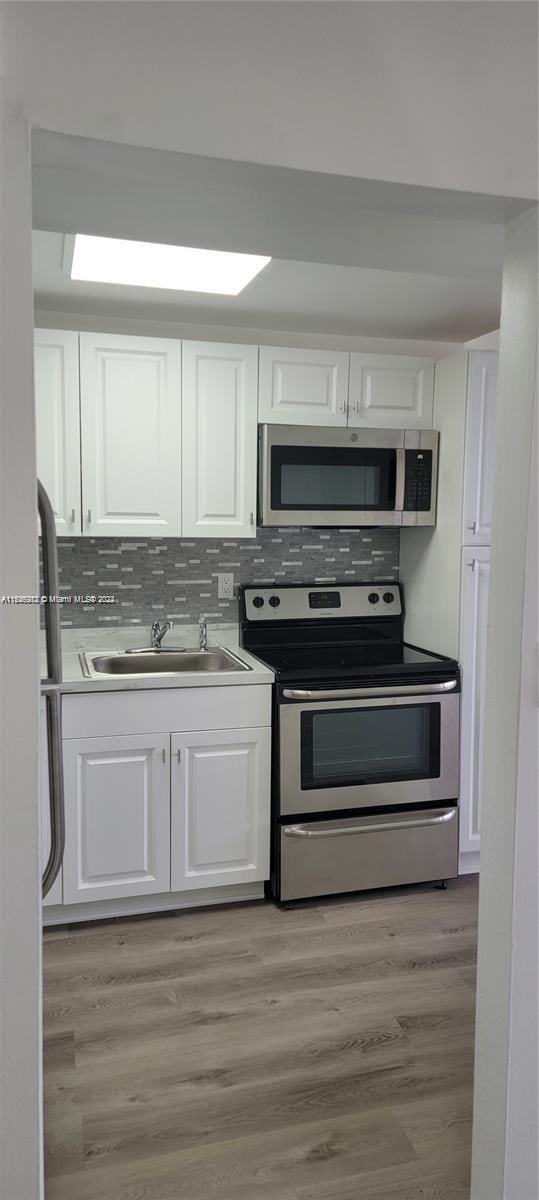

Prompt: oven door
[
  {"left": 279, "top": 683, "right": 459, "bottom": 816},
  {"left": 259, "top": 425, "right": 405, "bottom": 527}
]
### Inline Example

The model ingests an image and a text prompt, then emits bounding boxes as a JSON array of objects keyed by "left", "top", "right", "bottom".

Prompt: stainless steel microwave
[{"left": 258, "top": 425, "right": 439, "bottom": 527}]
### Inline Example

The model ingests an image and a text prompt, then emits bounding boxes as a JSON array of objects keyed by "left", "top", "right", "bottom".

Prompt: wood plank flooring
[{"left": 43, "top": 876, "right": 478, "bottom": 1200}]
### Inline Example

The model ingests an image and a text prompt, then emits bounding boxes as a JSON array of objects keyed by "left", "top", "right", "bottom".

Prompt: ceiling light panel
[{"left": 70, "top": 234, "right": 271, "bottom": 295}]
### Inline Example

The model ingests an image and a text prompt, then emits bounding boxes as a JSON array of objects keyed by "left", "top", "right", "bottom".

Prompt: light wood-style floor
[{"left": 43, "top": 876, "right": 478, "bottom": 1200}]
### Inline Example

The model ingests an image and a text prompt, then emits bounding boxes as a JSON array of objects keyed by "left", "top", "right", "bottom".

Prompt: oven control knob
[
  {"left": 268, "top": 595, "right": 281, "bottom": 608},
  {"left": 252, "top": 595, "right": 264, "bottom": 609},
  {"left": 368, "top": 592, "right": 380, "bottom": 604},
  {"left": 383, "top": 591, "right": 395, "bottom": 604}
]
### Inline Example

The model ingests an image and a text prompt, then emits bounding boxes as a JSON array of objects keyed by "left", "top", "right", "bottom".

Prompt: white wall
[
  {"left": 0, "top": 85, "right": 43, "bottom": 1200},
  {"left": 4, "top": 2, "right": 537, "bottom": 200},
  {"left": 471, "top": 207, "right": 538, "bottom": 1200},
  {"left": 400, "top": 351, "right": 469, "bottom": 658},
  {"left": 34, "top": 307, "right": 465, "bottom": 360},
  {"left": 504, "top": 383, "right": 538, "bottom": 1200}
]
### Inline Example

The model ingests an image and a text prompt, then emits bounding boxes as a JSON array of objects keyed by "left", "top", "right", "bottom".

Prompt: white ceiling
[
  {"left": 33, "top": 230, "right": 501, "bottom": 342},
  {"left": 8, "top": 2, "right": 538, "bottom": 200}
]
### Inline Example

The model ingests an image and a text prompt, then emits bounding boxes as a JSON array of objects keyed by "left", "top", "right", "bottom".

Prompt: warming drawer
[{"left": 279, "top": 805, "right": 458, "bottom": 901}]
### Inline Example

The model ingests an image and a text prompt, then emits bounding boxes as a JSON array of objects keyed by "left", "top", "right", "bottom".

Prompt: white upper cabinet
[
  {"left": 182, "top": 342, "right": 258, "bottom": 538},
  {"left": 459, "top": 547, "right": 491, "bottom": 859},
  {"left": 34, "top": 329, "right": 81, "bottom": 535},
  {"left": 171, "top": 726, "right": 271, "bottom": 892},
  {"left": 348, "top": 354, "right": 435, "bottom": 429},
  {"left": 62, "top": 732, "right": 171, "bottom": 904},
  {"left": 79, "top": 333, "right": 182, "bottom": 538},
  {"left": 462, "top": 352, "right": 498, "bottom": 545},
  {"left": 258, "top": 346, "right": 349, "bottom": 427}
]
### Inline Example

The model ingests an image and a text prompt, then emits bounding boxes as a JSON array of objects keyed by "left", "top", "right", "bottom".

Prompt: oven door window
[
  {"left": 300, "top": 703, "right": 441, "bottom": 789},
  {"left": 271, "top": 446, "right": 397, "bottom": 511}
]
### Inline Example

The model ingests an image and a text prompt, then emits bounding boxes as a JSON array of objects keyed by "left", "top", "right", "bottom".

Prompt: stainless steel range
[{"left": 239, "top": 582, "right": 460, "bottom": 902}]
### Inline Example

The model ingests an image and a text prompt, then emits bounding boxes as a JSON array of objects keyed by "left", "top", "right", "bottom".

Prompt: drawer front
[
  {"left": 63, "top": 685, "right": 271, "bottom": 739},
  {"left": 279, "top": 806, "right": 458, "bottom": 901}
]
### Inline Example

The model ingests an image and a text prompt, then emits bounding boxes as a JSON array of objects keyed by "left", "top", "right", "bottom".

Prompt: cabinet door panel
[
  {"left": 182, "top": 342, "right": 258, "bottom": 537},
  {"left": 463, "top": 352, "right": 498, "bottom": 545},
  {"left": 63, "top": 733, "right": 170, "bottom": 903},
  {"left": 40, "top": 697, "right": 63, "bottom": 907},
  {"left": 258, "top": 347, "right": 349, "bottom": 426},
  {"left": 80, "top": 334, "right": 181, "bottom": 537},
  {"left": 349, "top": 354, "right": 434, "bottom": 428},
  {"left": 34, "top": 329, "right": 81, "bottom": 535},
  {"left": 459, "top": 547, "right": 490, "bottom": 858},
  {"left": 171, "top": 727, "right": 270, "bottom": 890}
]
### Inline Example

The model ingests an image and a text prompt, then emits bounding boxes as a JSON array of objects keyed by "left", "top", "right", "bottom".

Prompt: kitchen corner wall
[{"left": 50, "top": 527, "right": 400, "bottom": 627}]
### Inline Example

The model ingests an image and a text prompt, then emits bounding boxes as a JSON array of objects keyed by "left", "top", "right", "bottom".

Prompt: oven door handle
[
  {"left": 282, "top": 680, "right": 458, "bottom": 701},
  {"left": 283, "top": 809, "right": 456, "bottom": 839}
]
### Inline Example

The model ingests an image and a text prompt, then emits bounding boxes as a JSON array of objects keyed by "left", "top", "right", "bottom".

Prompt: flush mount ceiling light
[{"left": 69, "top": 234, "right": 271, "bottom": 295}]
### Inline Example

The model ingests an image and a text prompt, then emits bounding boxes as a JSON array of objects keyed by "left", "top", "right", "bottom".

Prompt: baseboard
[
  {"left": 42, "top": 881, "right": 265, "bottom": 926},
  {"left": 459, "top": 851, "right": 480, "bottom": 875}
]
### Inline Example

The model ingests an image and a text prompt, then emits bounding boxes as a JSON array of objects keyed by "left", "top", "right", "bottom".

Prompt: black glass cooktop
[{"left": 249, "top": 640, "right": 458, "bottom": 684}]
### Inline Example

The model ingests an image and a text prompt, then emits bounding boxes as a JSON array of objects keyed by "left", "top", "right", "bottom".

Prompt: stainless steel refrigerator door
[
  {"left": 279, "top": 806, "right": 458, "bottom": 900},
  {"left": 38, "top": 479, "right": 65, "bottom": 899}
]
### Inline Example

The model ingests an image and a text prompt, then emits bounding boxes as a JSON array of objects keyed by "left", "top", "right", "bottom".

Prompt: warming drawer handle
[
  {"left": 282, "top": 680, "right": 458, "bottom": 701},
  {"left": 283, "top": 809, "right": 456, "bottom": 839}
]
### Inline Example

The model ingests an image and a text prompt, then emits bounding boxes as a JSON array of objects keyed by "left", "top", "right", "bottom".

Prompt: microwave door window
[
  {"left": 280, "top": 463, "right": 379, "bottom": 508},
  {"left": 301, "top": 704, "right": 441, "bottom": 789},
  {"left": 271, "top": 447, "right": 397, "bottom": 511}
]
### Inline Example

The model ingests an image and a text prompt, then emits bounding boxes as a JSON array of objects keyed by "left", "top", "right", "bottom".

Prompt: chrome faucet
[
  {"left": 199, "top": 614, "right": 208, "bottom": 652},
  {"left": 151, "top": 620, "right": 172, "bottom": 649}
]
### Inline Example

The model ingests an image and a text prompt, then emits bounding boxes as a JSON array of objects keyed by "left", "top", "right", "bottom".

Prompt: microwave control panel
[{"left": 404, "top": 449, "right": 433, "bottom": 511}]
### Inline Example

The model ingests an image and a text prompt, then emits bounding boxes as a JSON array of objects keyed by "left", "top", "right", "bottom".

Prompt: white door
[
  {"left": 34, "top": 329, "right": 81, "bottom": 535},
  {"left": 80, "top": 333, "right": 181, "bottom": 537},
  {"left": 348, "top": 353, "right": 434, "bottom": 428},
  {"left": 182, "top": 341, "right": 258, "bottom": 537},
  {"left": 462, "top": 351, "right": 498, "bottom": 545},
  {"left": 62, "top": 733, "right": 170, "bottom": 903},
  {"left": 171, "top": 727, "right": 270, "bottom": 891},
  {"left": 258, "top": 346, "right": 349, "bottom": 427},
  {"left": 459, "top": 547, "right": 491, "bottom": 861},
  {"left": 40, "top": 697, "right": 62, "bottom": 908}
]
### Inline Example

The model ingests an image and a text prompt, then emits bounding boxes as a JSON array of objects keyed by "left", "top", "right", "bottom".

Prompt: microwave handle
[
  {"left": 395, "top": 447, "right": 406, "bottom": 512},
  {"left": 282, "top": 680, "right": 458, "bottom": 701}
]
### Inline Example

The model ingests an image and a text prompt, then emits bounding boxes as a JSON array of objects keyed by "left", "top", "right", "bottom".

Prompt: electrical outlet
[{"left": 217, "top": 572, "right": 234, "bottom": 600}]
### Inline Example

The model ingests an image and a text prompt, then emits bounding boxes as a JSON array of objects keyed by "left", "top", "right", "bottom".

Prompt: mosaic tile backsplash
[{"left": 47, "top": 528, "right": 400, "bottom": 628}]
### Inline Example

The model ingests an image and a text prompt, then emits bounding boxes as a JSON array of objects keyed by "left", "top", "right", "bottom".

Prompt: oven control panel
[{"left": 242, "top": 583, "right": 402, "bottom": 621}]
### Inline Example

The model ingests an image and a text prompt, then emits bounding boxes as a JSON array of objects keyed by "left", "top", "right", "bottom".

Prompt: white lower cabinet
[
  {"left": 171, "top": 727, "right": 271, "bottom": 891},
  {"left": 459, "top": 547, "right": 491, "bottom": 861},
  {"left": 62, "top": 733, "right": 171, "bottom": 903}
]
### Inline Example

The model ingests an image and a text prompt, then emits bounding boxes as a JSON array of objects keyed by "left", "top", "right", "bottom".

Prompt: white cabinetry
[
  {"left": 34, "top": 329, "right": 81, "bottom": 535},
  {"left": 79, "top": 333, "right": 182, "bottom": 537},
  {"left": 348, "top": 354, "right": 434, "bottom": 429},
  {"left": 462, "top": 352, "right": 498, "bottom": 545},
  {"left": 400, "top": 348, "right": 498, "bottom": 876},
  {"left": 45, "top": 686, "right": 272, "bottom": 921},
  {"left": 40, "top": 697, "right": 62, "bottom": 907},
  {"left": 258, "top": 346, "right": 349, "bottom": 426},
  {"left": 182, "top": 342, "right": 258, "bottom": 537},
  {"left": 62, "top": 732, "right": 171, "bottom": 903},
  {"left": 459, "top": 548, "right": 490, "bottom": 863},
  {"left": 171, "top": 726, "right": 270, "bottom": 891}
]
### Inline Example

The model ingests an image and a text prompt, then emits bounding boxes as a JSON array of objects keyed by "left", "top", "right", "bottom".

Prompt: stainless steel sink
[{"left": 79, "top": 647, "right": 250, "bottom": 679}]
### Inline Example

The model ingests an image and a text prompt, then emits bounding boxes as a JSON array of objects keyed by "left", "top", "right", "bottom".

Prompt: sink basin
[{"left": 80, "top": 647, "right": 250, "bottom": 678}]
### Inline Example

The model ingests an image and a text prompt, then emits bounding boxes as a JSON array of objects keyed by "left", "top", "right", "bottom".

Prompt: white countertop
[{"left": 41, "top": 623, "right": 273, "bottom": 693}]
